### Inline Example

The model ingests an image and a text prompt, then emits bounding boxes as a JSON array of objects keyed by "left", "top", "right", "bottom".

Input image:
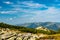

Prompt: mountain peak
[{"left": 17, "top": 22, "right": 60, "bottom": 30}]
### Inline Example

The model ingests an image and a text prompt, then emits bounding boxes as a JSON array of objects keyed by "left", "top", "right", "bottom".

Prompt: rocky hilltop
[{"left": 0, "top": 23, "right": 60, "bottom": 40}]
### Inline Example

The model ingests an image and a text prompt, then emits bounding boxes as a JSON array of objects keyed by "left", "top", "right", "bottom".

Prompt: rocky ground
[
  {"left": 0, "top": 28, "right": 47, "bottom": 40},
  {"left": 0, "top": 28, "right": 60, "bottom": 40}
]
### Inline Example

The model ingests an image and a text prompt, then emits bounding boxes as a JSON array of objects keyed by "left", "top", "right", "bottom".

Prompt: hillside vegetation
[
  {"left": 0, "top": 22, "right": 58, "bottom": 35},
  {"left": 0, "top": 23, "right": 60, "bottom": 40}
]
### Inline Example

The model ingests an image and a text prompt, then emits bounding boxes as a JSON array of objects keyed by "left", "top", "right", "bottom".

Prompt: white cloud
[
  {"left": 21, "top": 1, "right": 47, "bottom": 8},
  {"left": 11, "top": 6, "right": 60, "bottom": 22},
  {"left": 29, "top": 7, "right": 60, "bottom": 22},
  {"left": 9, "top": 18, "right": 13, "bottom": 20},
  {"left": 12, "top": 1, "right": 47, "bottom": 8},
  {"left": 3, "top": 1, "right": 13, "bottom": 4},
  {"left": 0, "top": 11, "right": 17, "bottom": 14},
  {"left": 2, "top": 1, "right": 48, "bottom": 14},
  {"left": 0, "top": 6, "right": 2, "bottom": 8},
  {"left": 1, "top": 1, "right": 60, "bottom": 22},
  {"left": 14, "top": 17, "right": 17, "bottom": 18}
]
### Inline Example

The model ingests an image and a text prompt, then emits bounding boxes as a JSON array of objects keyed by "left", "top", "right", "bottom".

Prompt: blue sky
[{"left": 0, "top": 0, "right": 60, "bottom": 24}]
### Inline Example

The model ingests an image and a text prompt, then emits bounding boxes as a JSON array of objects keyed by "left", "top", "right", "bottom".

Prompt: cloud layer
[{"left": 0, "top": 0, "right": 60, "bottom": 24}]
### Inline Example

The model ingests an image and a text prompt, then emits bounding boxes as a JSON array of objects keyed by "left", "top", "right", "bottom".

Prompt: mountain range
[{"left": 17, "top": 22, "right": 60, "bottom": 31}]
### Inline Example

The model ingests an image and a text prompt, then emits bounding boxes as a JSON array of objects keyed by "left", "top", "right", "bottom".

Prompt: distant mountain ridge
[
  {"left": 0, "top": 22, "right": 56, "bottom": 34},
  {"left": 17, "top": 22, "right": 60, "bottom": 30}
]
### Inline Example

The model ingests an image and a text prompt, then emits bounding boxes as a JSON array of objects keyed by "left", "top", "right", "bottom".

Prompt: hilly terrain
[
  {"left": 17, "top": 22, "right": 60, "bottom": 31},
  {"left": 0, "top": 22, "right": 60, "bottom": 40},
  {"left": 0, "top": 22, "right": 56, "bottom": 34}
]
